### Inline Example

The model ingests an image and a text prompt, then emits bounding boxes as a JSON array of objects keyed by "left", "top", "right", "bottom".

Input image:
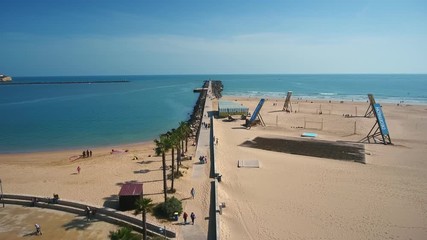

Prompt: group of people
[
  {"left": 82, "top": 149, "right": 92, "bottom": 158},
  {"left": 183, "top": 188, "right": 196, "bottom": 224},
  {"left": 85, "top": 206, "right": 96, "bottom": 221},
  {"left": 52, "top": 193, "right": 59, "bottom": 204},
  {"left": 199, "top": 155, "right": 208, "bottom": 164},
  {"left": 202, "top": 122, "right": 211, "bottom": 129},
  {"left": 182, "top": 212, "right": 196, "bottom": 225}
]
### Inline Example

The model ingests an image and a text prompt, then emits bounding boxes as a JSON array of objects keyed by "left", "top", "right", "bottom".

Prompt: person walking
[
  {"left": 35, "top": 224, "right": 42, "bottom": 235},
  {"left": 190, "top": 212, "right": 196, "bottom": 225},
  {"left": 77, "top": 166, "right": 81, "bottom": 174},
  {"left": 183, "top": 212, "right": 188, "bottom": 224},
  {"left": 190, "top": 187, "right": 195, "bottom": 199}
]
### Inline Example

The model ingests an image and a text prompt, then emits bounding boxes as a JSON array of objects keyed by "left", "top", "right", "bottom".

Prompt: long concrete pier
[{"left": 181, "top": 80, "right": 222, "bottom": 240}]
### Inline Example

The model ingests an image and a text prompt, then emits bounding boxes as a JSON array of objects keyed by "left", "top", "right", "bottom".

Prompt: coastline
[
  {"left": 2, "top": 94, "right": 427, "bottom": 239},
  {"left": 0, "top": 80, "right": 211, "bottom": 239}
]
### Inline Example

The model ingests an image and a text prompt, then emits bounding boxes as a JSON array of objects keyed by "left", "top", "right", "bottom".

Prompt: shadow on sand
[
  {"left": 133, "top": 169, "right": 151, "bottom": 174},
  {"left": 62, "top": 217, "right": 93, "bottom": 231},
  {"left": 102, "top": 195, "right": 119, "bottom": 209}
]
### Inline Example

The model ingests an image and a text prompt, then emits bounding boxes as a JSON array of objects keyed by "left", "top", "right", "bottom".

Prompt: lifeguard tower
[
  {"left": 360, "top": 101, "right": 392, "bottom": 145},
  {"left": 364, "top": 94, "right": 376, "bottom": 117},
  {"left": 282, "top": 91, "right": 293, "bottom": 112},
  {"left": 245, "top": 98, "right": 265, "bottom": 129}
]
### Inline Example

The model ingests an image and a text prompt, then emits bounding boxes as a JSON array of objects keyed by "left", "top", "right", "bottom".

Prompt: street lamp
[
  {"left": 159, "top": 226, "right": 166, "bottom": 239},
  {"left": 0, "top": 178, "right": 4, "bottom": 207}
]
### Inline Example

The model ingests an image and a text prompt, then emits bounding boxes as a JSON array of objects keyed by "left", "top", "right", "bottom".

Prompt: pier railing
[
  {"left": 208, "top": 114, "right": 221, "bottom": 240},
  {"left": 0, "top": 194, "right": 175, "bottom": 238}
]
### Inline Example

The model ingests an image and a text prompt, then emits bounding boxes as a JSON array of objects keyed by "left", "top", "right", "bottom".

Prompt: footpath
[{"left": 180, "top": 81, "right": 214, "bottom": 240}]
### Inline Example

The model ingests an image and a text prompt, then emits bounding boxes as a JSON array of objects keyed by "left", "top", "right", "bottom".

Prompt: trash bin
[
  {"left": 172, "top": 212, "right": 179, "bottom": 221},
  {"left": 217, "top": 174, "right": 222, "bottom": 182}
]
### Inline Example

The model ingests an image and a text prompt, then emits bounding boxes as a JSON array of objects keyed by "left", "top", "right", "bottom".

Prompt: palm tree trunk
[
  {"left": 185, "top": 137, "right": 188, "bottom": 152},
  {"left": 181, "top": 140, "right": 185, "bottom": 154},
  {"left": 170, "top": 148, "right": 175, "bottom": 191},
  {"left": 162, "top": 152, "right": 167, "bottom": 202},
  {"left": 143, "top": 209, "right": 147, "bottom": 240},
  {"left": 176, "top": 147, "right": 181, "bottom": 175}
]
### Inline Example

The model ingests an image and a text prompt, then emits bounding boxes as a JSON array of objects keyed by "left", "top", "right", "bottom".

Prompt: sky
[{"left": 0, "top": 0, "right": 426, "bottom": 76}]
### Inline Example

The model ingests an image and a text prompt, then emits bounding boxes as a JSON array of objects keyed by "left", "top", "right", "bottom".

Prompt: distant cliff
[{"left": 0, "top": 74, "right": 12, "bottom": 82}]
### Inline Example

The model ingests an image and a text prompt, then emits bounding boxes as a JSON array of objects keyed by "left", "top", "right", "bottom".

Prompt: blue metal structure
[{"left": 246, "top": 98, "right": 265, "bottom": 128}]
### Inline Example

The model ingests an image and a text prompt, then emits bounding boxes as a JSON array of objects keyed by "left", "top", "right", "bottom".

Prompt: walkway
[{"left": 181, "top": 81, "right": 214, "bottom": 240}]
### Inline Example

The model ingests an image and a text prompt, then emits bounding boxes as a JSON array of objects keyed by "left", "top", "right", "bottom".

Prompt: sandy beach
[
  {"left": 1, "top": 96, "right": 427, "bottom": 239},
  {"left": 214, "top": 97, "right": 427, "bottom": 239},
  {"left": 0, "top": 141, "right": 199, "bottom": 239}
]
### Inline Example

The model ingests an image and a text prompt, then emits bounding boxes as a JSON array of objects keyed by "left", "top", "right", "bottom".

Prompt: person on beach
[
  {"left": 191, "top": 187, "right": 195, "bottom": 199},
  {"left": 77, "top": 166, "right": 81, "bottom": 174},
  {"left": 86, "top": 150, "right": 89, "bottom": 158},
  {"left": 183, "top": 212, "right": 188, "bottom": 224},
  {"left": 86, "top": 206, "right": 91, "bottom": 221},
  {"left": 82, "top": 151, "right": 86, "bottom": 158},
  {"left": 190, "top": 212, "right": 195, "bottom": 225},
  {"left": 89, "top": 150, "right": 92, "bottom": 157},
  {"left": 35, "top": 224, "right": 42, "bottom": 235}
]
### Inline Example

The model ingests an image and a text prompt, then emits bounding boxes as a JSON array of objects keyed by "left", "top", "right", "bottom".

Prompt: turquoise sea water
[{"left": 1, "top": 74, "right": 426, "bottom": 153}]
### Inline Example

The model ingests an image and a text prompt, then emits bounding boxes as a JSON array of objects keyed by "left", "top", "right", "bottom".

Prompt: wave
[{"left": 225, "top": 91, "right": 427, "bottom": 104}]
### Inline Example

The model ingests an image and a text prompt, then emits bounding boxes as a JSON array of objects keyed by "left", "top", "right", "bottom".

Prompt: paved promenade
[{"left": 181, "top": 81, "right": 214, "bottom": 240}]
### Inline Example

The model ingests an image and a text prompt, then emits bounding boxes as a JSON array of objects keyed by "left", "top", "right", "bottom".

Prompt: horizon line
[{"left": 9, "top": 72, "right": 427, "bottom": 78}]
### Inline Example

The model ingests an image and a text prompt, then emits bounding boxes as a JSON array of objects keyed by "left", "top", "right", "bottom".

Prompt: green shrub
[
  {"left": 109, "top": 226, "right": 141, "bottom": 240},
  {"left": 153, "top": 197, "right": 183, "bottom": 219}
]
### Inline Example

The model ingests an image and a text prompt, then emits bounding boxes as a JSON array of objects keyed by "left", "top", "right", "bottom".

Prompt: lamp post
[
  {"left": 159, "top": 226, "right": 166, "bottom": 239},
  {"left": 0, "top": 178, "right": 4, "bottom": 207}
]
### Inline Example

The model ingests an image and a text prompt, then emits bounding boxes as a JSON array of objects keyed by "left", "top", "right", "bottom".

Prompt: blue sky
[{"left": 1, "top": 0, "right": 426, "bottom": 76}]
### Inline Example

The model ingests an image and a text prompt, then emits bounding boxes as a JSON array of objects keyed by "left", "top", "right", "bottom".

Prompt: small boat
[{"left": 0, "top": 74, "right": 12, "bottom": 82}]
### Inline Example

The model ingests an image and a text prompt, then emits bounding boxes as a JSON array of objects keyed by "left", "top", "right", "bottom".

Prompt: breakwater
[
  {"left": 210, "top": 80, "right": 224, "bottom": 99},
  {"left": 0, "top": 80, "right": 129, "bottom": 85},
  {"left": 189, "top": 81, "right": 209, "bottom": 141},
  {"left": 188, "top": 80, "right": 223, "bottom": 141}
]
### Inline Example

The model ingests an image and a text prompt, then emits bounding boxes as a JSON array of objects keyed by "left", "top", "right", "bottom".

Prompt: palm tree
[
  {"left": 154, "top": 134, "right": 172, "bottom": 202},
  {"left": 179, "top": 121, "right": 192, "bottom": 153},
  {"left": 175, "top": 123, "right": 187, "bottom": 175},
  {"left": 134, "top": 198, "right": 154, "bottom": 240},
  {"left": 168, "top": 129, "right": 181, "bottom": 192}
]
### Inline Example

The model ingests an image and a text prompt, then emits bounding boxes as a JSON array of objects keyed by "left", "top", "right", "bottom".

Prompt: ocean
[{"left": 1, "top": 74, "right": 426, "bottom": 153}]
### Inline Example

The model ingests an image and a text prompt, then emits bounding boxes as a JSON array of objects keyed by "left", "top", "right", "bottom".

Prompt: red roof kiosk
[{"left": 118, "top": 183, "right": 143, "bottom": 210}]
